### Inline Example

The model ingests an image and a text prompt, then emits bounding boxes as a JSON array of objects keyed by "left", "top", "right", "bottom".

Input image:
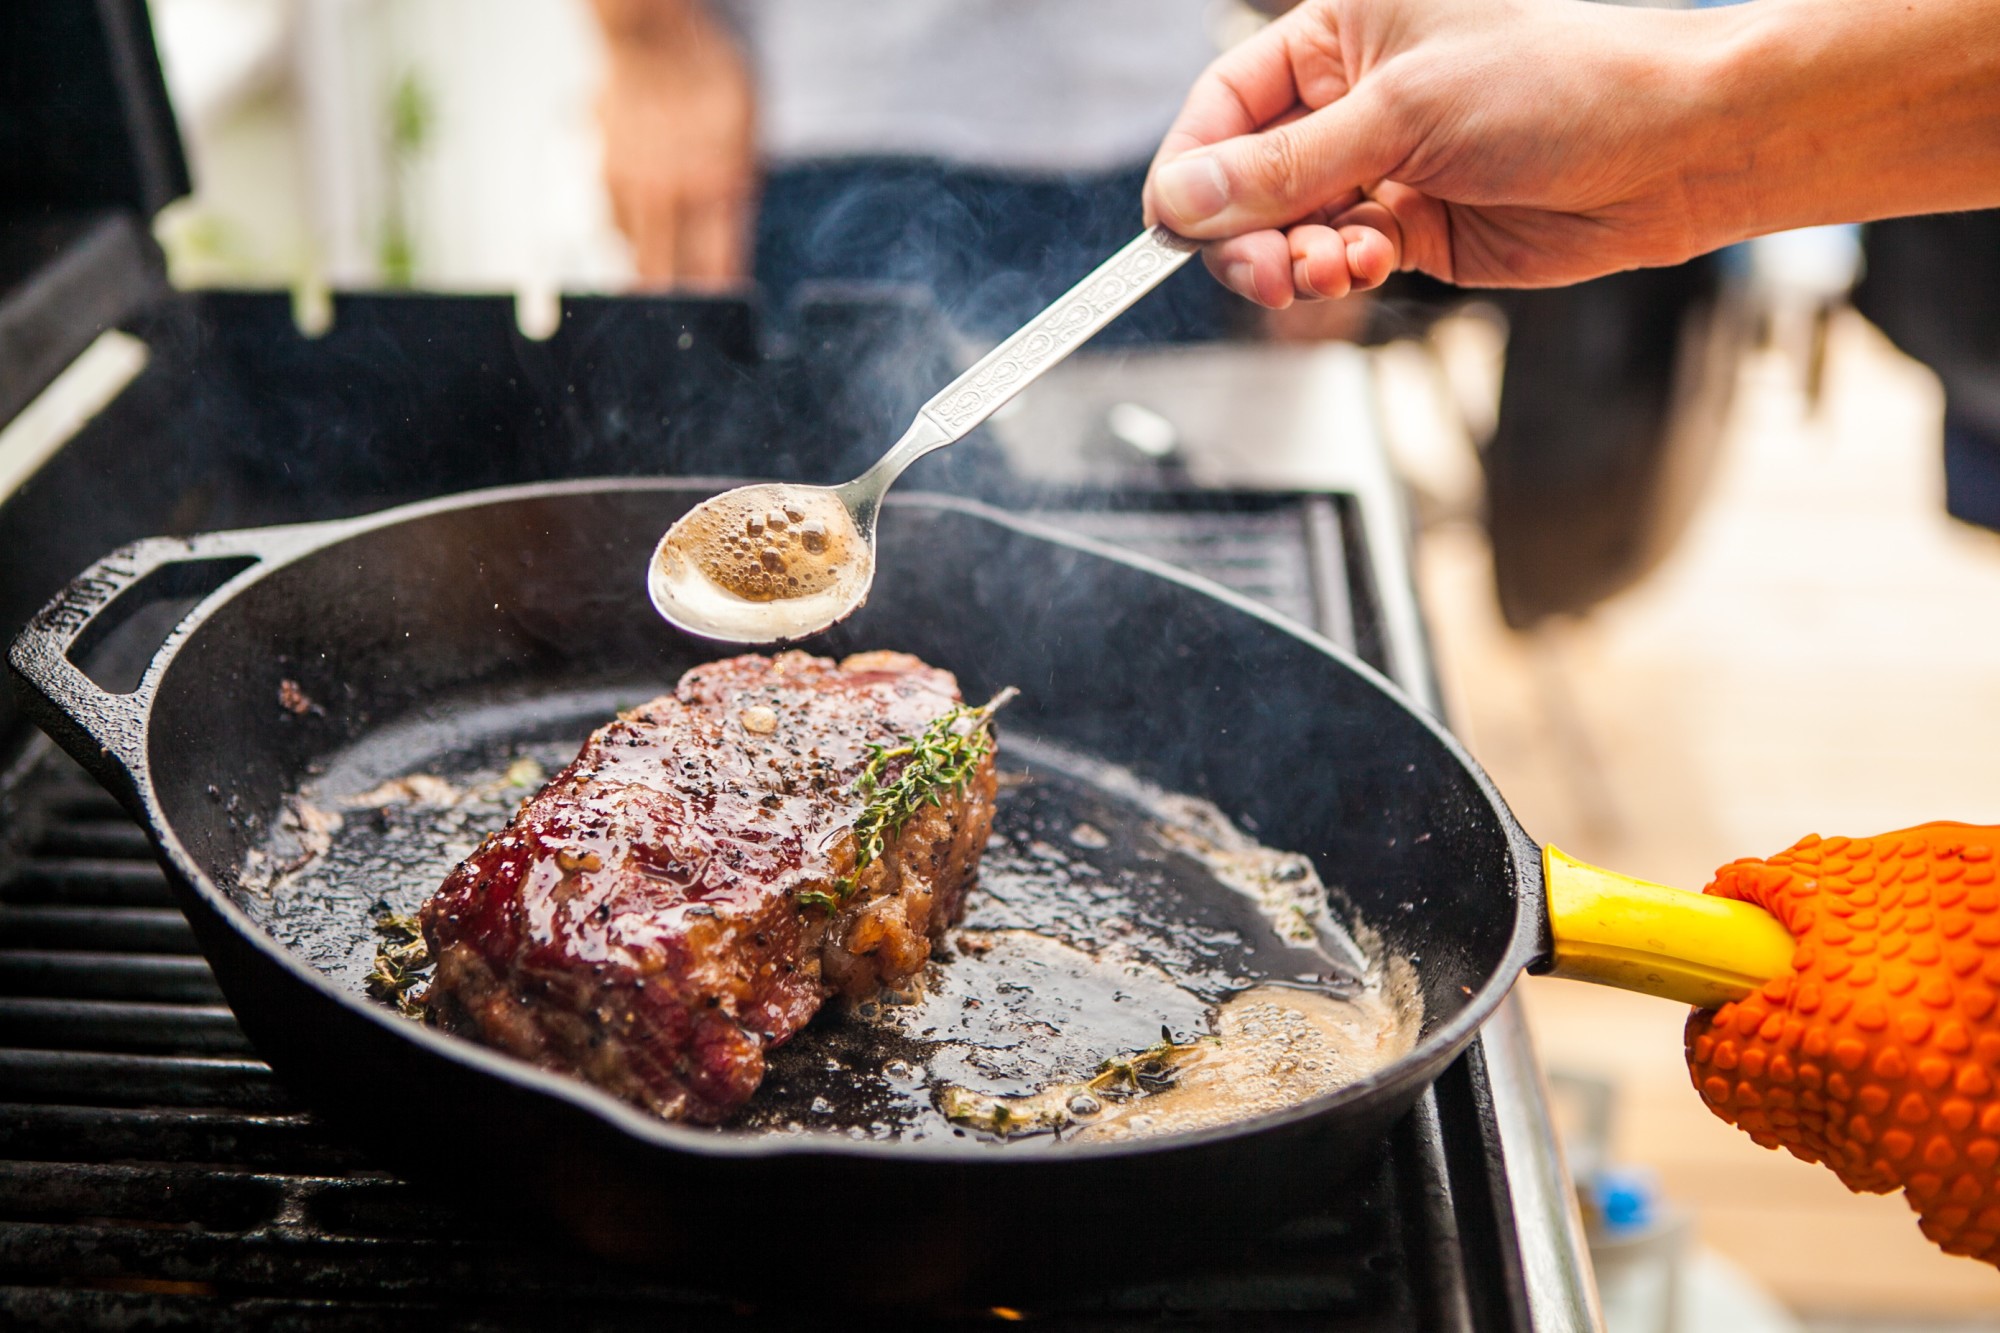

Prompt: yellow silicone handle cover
[{"left": 1541, "top": 846, "right": 1797, "bottom": 1009}]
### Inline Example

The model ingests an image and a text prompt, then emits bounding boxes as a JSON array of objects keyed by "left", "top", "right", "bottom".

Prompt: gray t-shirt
[{"left": 715, "top": 0, "right": 1220, "bottom": 173}]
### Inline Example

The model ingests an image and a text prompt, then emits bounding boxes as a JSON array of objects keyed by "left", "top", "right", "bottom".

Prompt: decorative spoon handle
[
  {"left": 848, "top": 226, "right": 1201, "bottom": 501},
  {"left": 921, "top": 226, "right": 1200, "bottom": 437}
]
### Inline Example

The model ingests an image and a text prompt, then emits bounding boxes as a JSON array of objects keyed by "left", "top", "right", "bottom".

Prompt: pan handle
[
  {"left": 6, "top": 526, "right": 317, "bottom": 807},
  {"left": 1536, "top": 846, "right": 1797, "bottom": 1008}
]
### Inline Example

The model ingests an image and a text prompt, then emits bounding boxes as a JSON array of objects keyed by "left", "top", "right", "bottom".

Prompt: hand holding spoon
[{"left": 648, "top": 226, "right": 1199, "bottom": 643}]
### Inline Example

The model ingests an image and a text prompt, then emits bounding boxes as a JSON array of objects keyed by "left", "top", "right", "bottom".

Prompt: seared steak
[{"left": 420, "top": 651, "right": 997, "bottom": 1122}]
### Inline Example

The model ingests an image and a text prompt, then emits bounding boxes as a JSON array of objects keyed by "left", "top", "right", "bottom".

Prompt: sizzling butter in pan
[{"left": 241, "top": 680, "right": 1421, "bottom": 1148}]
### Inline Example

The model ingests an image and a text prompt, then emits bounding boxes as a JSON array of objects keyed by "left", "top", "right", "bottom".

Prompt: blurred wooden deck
[{"left": 1411, "top": 311, "right": 2000, "bottom": 1320}]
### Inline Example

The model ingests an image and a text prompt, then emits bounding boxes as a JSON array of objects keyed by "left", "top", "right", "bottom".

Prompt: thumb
[{"left": 1147, "top": 89, "right": 1405, "bottom": 240}]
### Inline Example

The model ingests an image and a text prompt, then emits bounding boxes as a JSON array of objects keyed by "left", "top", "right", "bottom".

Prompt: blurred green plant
[
  {"left": 389, "top": 68, "right": 432, "bottom": 155},
  {"left": 155, "top": 202, "right": 278, "bottom": 289},
  {"left": 378, "top": 68, "right": 434, "bottom": 287}
]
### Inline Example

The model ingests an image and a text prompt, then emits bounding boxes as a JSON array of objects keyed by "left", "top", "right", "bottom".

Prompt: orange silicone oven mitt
[{"left": 1682, "top": 823, "right": 2000, "bottom": 1260}]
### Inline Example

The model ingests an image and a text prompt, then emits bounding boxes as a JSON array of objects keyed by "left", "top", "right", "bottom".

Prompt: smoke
[{"left": 737, "top": 155, "right": 1244, "bottom": 503}]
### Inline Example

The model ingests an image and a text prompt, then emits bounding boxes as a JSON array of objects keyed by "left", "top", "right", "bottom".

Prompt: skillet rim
[{"left": 23, "top": 477, "right": 1548, "bottom": 1165}]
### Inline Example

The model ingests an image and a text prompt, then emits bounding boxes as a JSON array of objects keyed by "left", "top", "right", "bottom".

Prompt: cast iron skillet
[{"left": 8, "top": 480, "right": 1546, "bottom": 1301}]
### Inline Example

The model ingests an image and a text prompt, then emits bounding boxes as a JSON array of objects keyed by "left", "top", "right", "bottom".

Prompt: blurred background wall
[{"left": 149, "top": 0, "right": 630, "bottom": 293}]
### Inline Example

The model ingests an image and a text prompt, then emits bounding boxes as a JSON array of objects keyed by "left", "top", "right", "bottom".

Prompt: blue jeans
[
  {"left": 752, "top": 158, "right": 1243, "bottom": 345},
  {"left": 1946, "top": 416, "right": 2000, "bottom": 531},
  {"left": 1854, "top": 211, "right": 2000, "bottom": 534}
]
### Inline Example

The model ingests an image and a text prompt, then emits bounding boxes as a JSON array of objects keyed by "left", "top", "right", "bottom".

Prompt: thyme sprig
[
  {"left": 798, "top": 686, "right": 1018, "bottom": 913},
  {"left": 939, "top": 1035, "right": 1217, "bottom": 1138},
  {"left": 367, "top": 912, "right": 432, "bottom": 1018}
]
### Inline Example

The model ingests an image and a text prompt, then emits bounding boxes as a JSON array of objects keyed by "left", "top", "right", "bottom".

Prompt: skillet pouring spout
[{"left": 7, "top": 479, "right": 1543, "bottom": 1300}]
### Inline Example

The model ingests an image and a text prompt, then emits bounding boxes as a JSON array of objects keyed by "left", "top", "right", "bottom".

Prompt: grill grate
[{"left": 0, "top": 498, "right": 1509, "bottom": 1329}]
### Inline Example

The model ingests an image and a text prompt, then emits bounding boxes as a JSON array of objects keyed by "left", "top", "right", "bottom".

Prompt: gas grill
[{"left": 0, "top": 5, "right": 1595, "bottom": 1328}]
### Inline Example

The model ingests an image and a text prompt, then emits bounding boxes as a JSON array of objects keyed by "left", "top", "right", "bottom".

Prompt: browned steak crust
[{"left": 420, "top": 651, "right": 996, "bottom": 1122}]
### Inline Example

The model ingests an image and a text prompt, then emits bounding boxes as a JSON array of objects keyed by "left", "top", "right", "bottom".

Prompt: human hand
[
  {"left": 1687, "top": 824, "right": 2000, "bottom": 1263},
  {"left": 1142, "top": 0, "right": 1727, "bottom": 307},
  {"left": 596, "top": 0, "right": 755, "bottom": 288}
]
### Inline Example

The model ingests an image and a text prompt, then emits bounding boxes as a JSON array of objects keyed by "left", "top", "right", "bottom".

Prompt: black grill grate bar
[
  {"left": 0, "top": 1290, "right": 1355, "bottom": 1333},
  {"left": 0, "top": 906, "right": 198, "bottom": 953},
  {"left": 30, "top": 822, "right": 155, "bottom": 859},
  {"left": 0, "top": 1290, "right": 435, "bottom": 1333},
  {"left": 0, "top": 951, "right": 222, "bottom": 1002},
  {"left": 2, "top": 861, "right": 175, "bottom": 907},
  {"left": 0, "top": 999, "right": 250, "bottom": 1054},
  {"left": 35, "top": 788, "right": 129, "bottom": 819},
  {"left": 1032, "top": 509, "right": 1318, "bottom": 627},
  {"left": 0, "top": 1218, "right": 1380, "bottom": 1322},
  {"left": 0, "top": 1159, "right": 291, "bottom": 1230},
  {"left": 16, "top": 778, "right": 125, "bottom": 820},
  {"left": 0, "top": 1051, "right": 286, "bottom": 1110},
  {"left": 0, "top": 1165, "right": 480, "bottom": 1243},
  {"left": 0, "top": 1222, "right": 735, "bottom": 1305},
  {"left": 6, "top": 1152, "right": 1393, "bottom": 1269},
  {"left": 0, "top": 1288, "right": 705, "bottom": 1333},
  {"left": 0, "top": 1161, "right": 509, "bottom": 1242},
  {"left": 0, "top": 1106, "right": 366, "bottom": 1174}
]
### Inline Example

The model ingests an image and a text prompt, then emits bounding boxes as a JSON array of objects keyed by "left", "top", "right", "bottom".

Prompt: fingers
[
  {"left": 595, "top": 41, "right": 756, "bottom": 290},
  {"left": 1148, "top": 89, "right": 1407, "bottom": 240},
  {"left": 613, "top": 174, "right": 753, "bottom": 289},
  {"left": 628, "top": 188, "right": 681, "bottom": 288},
  {"left": 1358, "top": 181, "right": 1454, "bottom": 283},
  {"left": 1288, "top": 225, "right": 1352, "bottom": 301},
  {"left": 1202, "top": 231, "right": 1297, "bottom": 309},
  {"left": 1150, "top": 15, "right": 1319, "bottom": 173},
  {"left": 1143, "top": 10, "right": 1327, "bottom": 227},
  {"left": 1342, "top": 226, "right": 1400, "bottom": 290},
  {"left": 1322, "top": 196, "right": 1406, "bottom": 290},
  {"left": 1199, "top": 197, "right": 1411, "bottom": 309},
  {"left": 677, "top": 193, "right": 752, "bottom": 290}
]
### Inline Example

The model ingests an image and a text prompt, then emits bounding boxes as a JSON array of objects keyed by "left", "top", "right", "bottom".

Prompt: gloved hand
[{"left": 1686, "top": 824, "right": 2000, "bottom": 1261}]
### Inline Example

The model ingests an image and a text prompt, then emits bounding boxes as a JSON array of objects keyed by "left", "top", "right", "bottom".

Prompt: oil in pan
[{"left": 233, "top": 690, "right": 1421, "bottom": 1149}]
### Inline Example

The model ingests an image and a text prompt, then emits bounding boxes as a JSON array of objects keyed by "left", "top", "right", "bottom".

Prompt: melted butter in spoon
[
  {"left": 668, "top": 485, "right": 860, "bottom": 601},
  {"left": 651, "top": 484, "right": 874, "bottom": 642}
]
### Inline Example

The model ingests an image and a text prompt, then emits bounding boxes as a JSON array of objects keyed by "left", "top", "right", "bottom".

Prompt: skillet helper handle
[
  {"left": 6, "top": 531, "right": 279, "bottom": 804},
  {"left": 1540, "top": 846, "right": 1797, "bottom": 1009}
]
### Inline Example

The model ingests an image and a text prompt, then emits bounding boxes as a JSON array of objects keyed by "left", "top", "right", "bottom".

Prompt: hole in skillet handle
[{"left": 65, "top": 556, "right": 257, "bottom": 694}]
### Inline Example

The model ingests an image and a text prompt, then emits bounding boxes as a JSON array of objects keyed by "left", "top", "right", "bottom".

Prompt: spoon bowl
[
  {"left": 648, "top": 226, "right": 1199, "bottom": 643},
  {"left": 647, "top": 480, "right": 878, "bottom": 642}
]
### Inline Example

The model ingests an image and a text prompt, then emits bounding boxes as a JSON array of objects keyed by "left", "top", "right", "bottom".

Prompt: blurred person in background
[
  {"left": 1855, "top": 216, "right": 2000, "bottom": 533},
  {"left": 588, "top": 0, "right": 1251, "bottom": 343}
]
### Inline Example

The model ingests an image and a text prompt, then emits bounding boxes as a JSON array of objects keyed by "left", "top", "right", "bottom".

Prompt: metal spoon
[{"left": 648, "top": 225, "right": 1200, "bottom": 643}]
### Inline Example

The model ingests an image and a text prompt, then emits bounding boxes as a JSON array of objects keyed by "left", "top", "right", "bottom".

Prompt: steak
[{"left": 420, "top": 651, "right": 998, "bottom": 1123}]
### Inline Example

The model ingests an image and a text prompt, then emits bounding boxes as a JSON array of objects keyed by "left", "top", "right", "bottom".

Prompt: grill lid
[
  {"left": 0, "top": 0, "right": 187, "bottom": 225},
  {"left": 0, "top": 0, "right": 184, "bottom": 427}
]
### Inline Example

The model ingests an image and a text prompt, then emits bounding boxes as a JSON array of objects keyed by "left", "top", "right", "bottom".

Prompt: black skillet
[{"left": 8, "top": 479, "right": 1541, "bottom": 1301}]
